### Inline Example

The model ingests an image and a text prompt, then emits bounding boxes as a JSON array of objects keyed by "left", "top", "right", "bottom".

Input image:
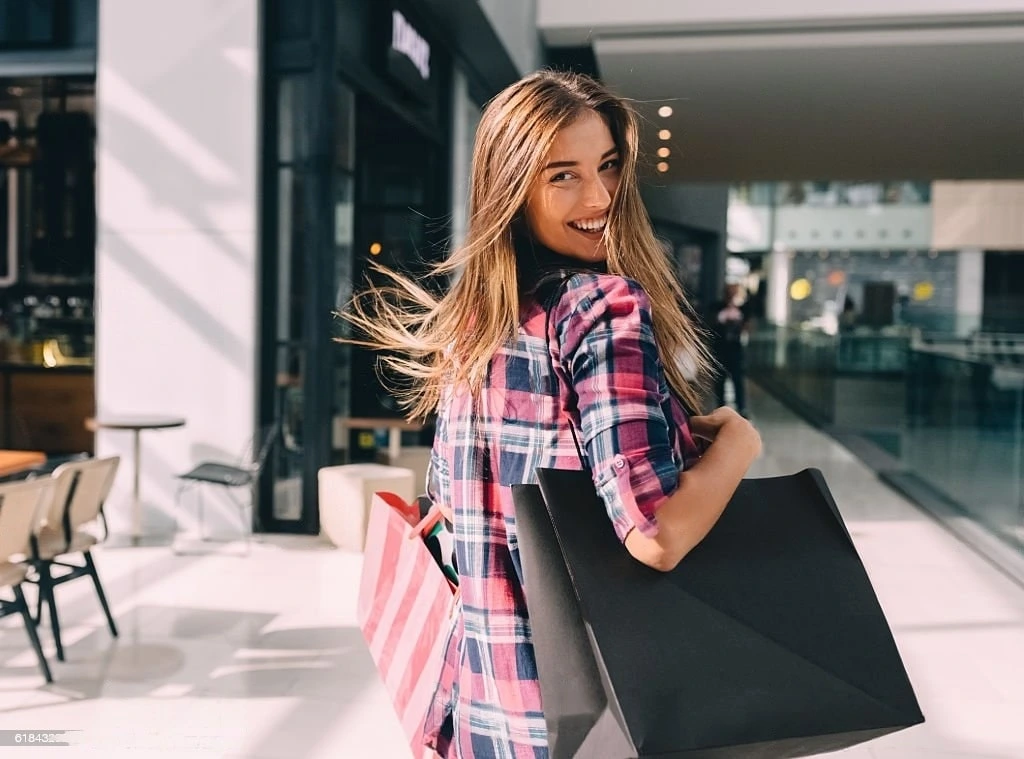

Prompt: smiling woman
[
  {"left": 524, "top": 112, "right": 620, "bottom": 261},
  {"left": 343, "top": 70, "right": 710, "bottom": 419},
  {"left": 339, "top": 70, "right": 762, "bottom": 759}
]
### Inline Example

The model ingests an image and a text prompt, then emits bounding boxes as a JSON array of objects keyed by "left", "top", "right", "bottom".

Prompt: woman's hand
[
  {"left": 689, "top": 406, "right": 762, "bottom": 459},
  {"left": 689, "top": 406, "right": 745, "bottom": 442}
]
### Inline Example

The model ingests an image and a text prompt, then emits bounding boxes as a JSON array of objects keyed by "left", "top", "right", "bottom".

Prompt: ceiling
[{"left": 566, "top": 24, "right": 1024, "bottom": 181}]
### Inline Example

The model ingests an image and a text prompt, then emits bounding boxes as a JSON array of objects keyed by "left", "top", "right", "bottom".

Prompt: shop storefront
[
  {"left": 259, "top": 0, "right": 518, "bottom": 533},
  {"left": 0, "top": 0, "right": 97, "bottom": 456}
]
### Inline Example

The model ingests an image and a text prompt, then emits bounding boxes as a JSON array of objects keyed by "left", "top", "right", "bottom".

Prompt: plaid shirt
[{"left": 425, "top": 273, "right": 702, "bottom": 758}]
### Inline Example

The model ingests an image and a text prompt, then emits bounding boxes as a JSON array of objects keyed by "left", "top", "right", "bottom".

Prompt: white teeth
[{"left": 570, "top": 216, "right": 608, "bottom": 233}]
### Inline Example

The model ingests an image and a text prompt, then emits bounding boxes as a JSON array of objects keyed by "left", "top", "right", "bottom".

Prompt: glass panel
[
  {"left": 333, "top": 172, "right": 354, "bottom": 456},
  {"left": 271, "top": 166, "right": 306, "bottom": 522},
  {"left": 0, "top": 0, "right": 56, "bottom": 45},
  {"left": 273, "top": 0, "right": 311, "bottom": 41},
  {"left": 348, "top": 207, "right": 429, "bottom": 427},
  {"left": 750, "top": 323, "right": 1024, "bottom": 554},
  {"left": 0, "top": 168, "right": 12, "bottom": 284},
  {"left": 773, "top": 181, "right": 931, "bottom": 207},
  {"left": 361, "top": 159, "right": 426, "bottom": 207},
  {"left": 277, "top": 76, "right": 310, "bottom": 164},
  {"left": 904, "top": 348, "right": 1024, "bottom": 552},
  {"left": 335, "top": 81, "right": 355, "bottom": 172}
]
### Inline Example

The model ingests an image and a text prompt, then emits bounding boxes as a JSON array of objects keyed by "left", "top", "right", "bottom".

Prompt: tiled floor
[{"left": 0, "top": 384, "right": 1022, "bottom": 757}]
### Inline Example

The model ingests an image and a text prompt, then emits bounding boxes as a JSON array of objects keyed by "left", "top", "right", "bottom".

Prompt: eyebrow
[{"left": 543, "top": 146, "right": 619, "bottom": 171}]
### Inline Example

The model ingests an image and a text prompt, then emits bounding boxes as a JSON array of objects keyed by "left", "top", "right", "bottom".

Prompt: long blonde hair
[{"left": 342, "top": 70, "right": 712, "bottom": 420}]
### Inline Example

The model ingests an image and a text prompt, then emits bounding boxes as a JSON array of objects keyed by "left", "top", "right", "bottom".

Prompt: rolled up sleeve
[
  {"left": 554, "top": 275, "right": 680, "bottom": 542},
  {"left": 427, "top": 402, "right": 452, "bottom": 512}
]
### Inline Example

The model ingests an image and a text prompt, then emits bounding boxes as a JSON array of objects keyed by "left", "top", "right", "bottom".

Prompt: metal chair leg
[
  {"left": 173, "top": 481, "right": 188, "bottom": 538},
  {"left": 14, "top": 585, "right": 52, "bottom": 683},
  {"left": 37, "top": 564, "right": 64, "bottom": 662},
  {"left": 198, "top": 486, "right": 206, "bottom": 541},
  {"left": 83, "top": 552, "right": 118, "bottom": 638}
]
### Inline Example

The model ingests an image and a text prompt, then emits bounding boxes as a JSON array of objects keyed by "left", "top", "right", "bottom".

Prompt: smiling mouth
[{"left": 568, "top": 215, "right": 608, "bottom": 235}]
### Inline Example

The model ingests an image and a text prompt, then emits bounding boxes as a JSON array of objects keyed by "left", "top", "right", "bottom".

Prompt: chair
[
  {"left": 0, "top": 479, "right": 55, "bottom": 682},
  {"left": 27, "top": 456, "right": 121, "bottom": 662},
  {"left": 173, "top": 424, "right": 277, "bottom": 553}
]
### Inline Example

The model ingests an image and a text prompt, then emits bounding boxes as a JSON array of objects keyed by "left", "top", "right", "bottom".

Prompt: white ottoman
[{"left": 318, "top": 464, "right": 415, "bottom": 551}]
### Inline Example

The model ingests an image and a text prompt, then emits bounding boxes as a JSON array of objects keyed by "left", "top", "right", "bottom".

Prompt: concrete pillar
[{"left": 94, "top": 0, "right": 259, "bottom": 538}]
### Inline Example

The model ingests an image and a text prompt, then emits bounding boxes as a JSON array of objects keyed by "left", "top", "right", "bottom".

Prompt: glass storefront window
[
  {"left": 335, "top": 82, "right": 355, "bottom": 173},
  {"left": 272, "top": 165, "right": 306, "bottom": 521},
  {"left": 277, "top": 76, "right": 309, "bottom": 165},
  {"left": 332, "top": 80, "right": 356, "bottom": 447}
]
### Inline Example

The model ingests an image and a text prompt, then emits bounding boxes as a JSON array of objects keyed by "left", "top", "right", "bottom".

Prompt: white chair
[
  {"left": 0, "top": 479, "right": 56, "bottom": 682},
  {"left": 27, "top": 456, "right": 120, "bottom": 662},
  {"left": 318, "top": 464, "right": 415, "bottom": 551}
]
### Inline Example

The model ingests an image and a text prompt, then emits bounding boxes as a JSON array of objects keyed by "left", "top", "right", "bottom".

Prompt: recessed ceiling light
[
  {"left": 658, "top": 129, "right": 671, "bottom": 140},
  {"left": 658, "top": 106, "right": 673, "bottom": 118},
  {"left": 656, "top": 161, "right": 669, "bottom": 173},
  {"left": 657, "top": 147, "right": 670, "bottom": 158}
]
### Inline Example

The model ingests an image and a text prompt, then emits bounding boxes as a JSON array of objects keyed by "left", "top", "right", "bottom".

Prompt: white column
[
  {"left": 94, "top": 0, "right": 259, "bottom": 538},
  {"left": 956, "top": 248, "right": 984, "bottom": 335},
  {"left": 767, "top": 250, "right": 791, "bottom": 368},
  {"left": 767, "top": 250, "right": 791, "bottom": 326}
]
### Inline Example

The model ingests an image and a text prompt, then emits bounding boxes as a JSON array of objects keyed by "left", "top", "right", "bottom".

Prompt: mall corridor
[{"left": 0, "top": 384, "right": 1020, "bottom": 758}]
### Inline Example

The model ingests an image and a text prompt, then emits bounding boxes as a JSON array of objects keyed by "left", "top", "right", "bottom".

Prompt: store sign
[{"left": 391, "top": 10, "right": 430, "bottom": 81}]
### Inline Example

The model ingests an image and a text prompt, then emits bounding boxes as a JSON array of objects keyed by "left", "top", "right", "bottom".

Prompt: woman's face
[{"left": 524, "top": 111, "right": 621, "bottom": 262}]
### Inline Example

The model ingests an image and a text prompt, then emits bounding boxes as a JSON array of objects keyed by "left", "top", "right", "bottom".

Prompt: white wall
[
  {"left": 478, "top": 0, "right": 541, "bottom": 74},
  {"left": 95, "top": 0, "right": 259, "bottom": 538},
  {"left": 932, "top": 181, "right": 1024, "bottom": 250},
  {"left": 539, "top": 0, "right": 1024, "bottom": 43}
]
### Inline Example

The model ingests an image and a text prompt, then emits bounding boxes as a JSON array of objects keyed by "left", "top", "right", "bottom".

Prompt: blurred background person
[{"left": 710, "top": 283, "right": 752, "bottom": 417}]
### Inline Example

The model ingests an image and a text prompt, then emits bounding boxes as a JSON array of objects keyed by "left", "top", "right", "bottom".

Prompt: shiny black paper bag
[{"left": 512, "top": 467, "right": 924, "bottom": 759}]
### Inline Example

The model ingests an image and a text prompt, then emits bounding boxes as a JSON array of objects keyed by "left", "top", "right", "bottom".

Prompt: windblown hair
[{"left": 342, "top": 70, "right": 712, "bottom": 420}]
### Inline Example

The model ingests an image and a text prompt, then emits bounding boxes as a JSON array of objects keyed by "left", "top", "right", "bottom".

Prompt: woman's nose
[{"left": 582, "top": 176, "right": 611, "bottom": 208}]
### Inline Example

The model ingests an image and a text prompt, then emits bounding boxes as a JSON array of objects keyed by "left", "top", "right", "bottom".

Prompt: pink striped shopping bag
[{"left": 357, "top": 491, "right": 458, "bottom": 759}]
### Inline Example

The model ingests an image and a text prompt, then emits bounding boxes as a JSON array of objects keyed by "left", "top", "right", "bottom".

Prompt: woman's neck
[{"left": 516, "top": 236, "right": 607, "bottom": 298}]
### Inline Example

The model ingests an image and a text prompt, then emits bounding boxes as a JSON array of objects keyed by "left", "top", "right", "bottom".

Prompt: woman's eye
[
  {"left": 600, "top": 158, "right": 621, "bottom": 171},
  {"left": 551, "top": 172, "right": 574, "bottom": 182}
]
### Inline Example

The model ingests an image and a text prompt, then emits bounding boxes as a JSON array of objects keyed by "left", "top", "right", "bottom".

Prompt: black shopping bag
[{"left": 512, "top": 467, "right": 924, "bottom": 759}]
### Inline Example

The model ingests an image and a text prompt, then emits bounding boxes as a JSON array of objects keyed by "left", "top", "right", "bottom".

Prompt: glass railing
[
  {"left": 747, "top": 321, "right": 1024, "bottom": 554},
  {"left": 904, "top": 346, "right": 1024, "bottom": 552},
  {"left": 730, "top": 180, "right": 932, "bottom": 208},
  {"left": 747, "top": 325, "right": 838, "bottom": 424},
  {"left": 747, "top": 325, "right": 912, "bottom": 427}
]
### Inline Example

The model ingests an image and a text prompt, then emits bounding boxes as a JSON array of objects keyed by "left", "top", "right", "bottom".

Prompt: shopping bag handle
[
  {"left": 410, "top": 504, "right": 445, "bottom": 540},
  {"left": 374, "top": 490, "right": 443, "bottom": 537}
]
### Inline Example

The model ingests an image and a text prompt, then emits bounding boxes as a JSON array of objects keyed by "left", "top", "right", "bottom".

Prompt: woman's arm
[
  {"left": 553, "top": 274, "right": 760, "bottom": 571},
  {"left": 624, "top": 406, "right": 761, "bottom": 572}
]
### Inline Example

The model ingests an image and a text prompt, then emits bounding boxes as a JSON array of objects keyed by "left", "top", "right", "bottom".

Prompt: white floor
[{"left": 0, "top": 384, "right": 1022, "bottom": 758}]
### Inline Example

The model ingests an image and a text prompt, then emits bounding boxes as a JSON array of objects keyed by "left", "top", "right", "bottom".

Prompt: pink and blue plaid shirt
[{"left": 425, "top": 272, "right": 702, "bottom": 758}]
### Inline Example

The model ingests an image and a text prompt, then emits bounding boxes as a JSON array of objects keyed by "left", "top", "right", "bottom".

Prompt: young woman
[{"left": 345, "top": 70, "right": 761, "bottom": 758}]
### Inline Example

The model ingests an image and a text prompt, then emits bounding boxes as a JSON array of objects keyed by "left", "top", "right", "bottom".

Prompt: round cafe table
[{"left": 85, "top": 416, "right": 186, "bottom": 545}]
